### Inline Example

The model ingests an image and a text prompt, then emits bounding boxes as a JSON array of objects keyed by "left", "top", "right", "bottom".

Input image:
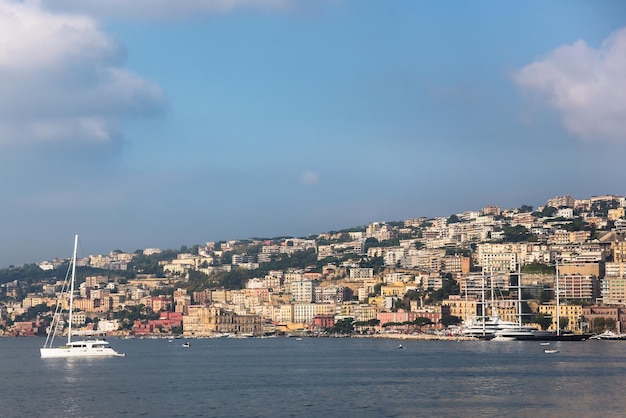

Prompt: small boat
[
  {"left": 295, "top": 337, "right": 303, "bottom": 341},
  {"left": 182, "top": 341, "right": 190, "bottom": 347},
  {"left": 540, "top": 342, "right": 550, "bottom": 346},
  {"left": 544, "top": 349, "right": 560, "bottom": 354},
  {"left": 397, "top": 344, "right": 405, "bottom": 350}
]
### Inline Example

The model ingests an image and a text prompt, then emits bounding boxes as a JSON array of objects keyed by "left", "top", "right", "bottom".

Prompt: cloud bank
[
  {"left": 514, "top": 27, "right": 626, "bottom": 142},
  {"left": 0, "top": 0, "right": 165, "bottom": 148}
]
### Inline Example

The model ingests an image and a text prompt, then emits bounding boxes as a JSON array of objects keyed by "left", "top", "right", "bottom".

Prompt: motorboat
[{"left": 589, "top": 330, "right": 626, "bottom": 340}]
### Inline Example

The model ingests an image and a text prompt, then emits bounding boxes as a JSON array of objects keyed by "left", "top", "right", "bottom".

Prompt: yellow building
[
  {"left": 314, "top": 303, "right": 338, "bottom": 316},
  {"left": 613, "top": 241, "right": 626, "bottom": 263},
  {"left": 381, "top": 282, "right": 407, "bottom": 298},
  {"left": 183, "top": 305, "right": 262, "bottom": 337},
  {"left": 608, "top": 207, "right": 625, "bottom": 221},
  {"left": 354, "top": 304, "right": 378, "bottom": 322},
  {"left": 537, "top": 304, "right": 583, "bottom": 331},
  {"left": 367, "top": 296, "right": 384, "bottom": 309},
  {"left": 443, "top": 297, "right": 478, "bottom": 322}
]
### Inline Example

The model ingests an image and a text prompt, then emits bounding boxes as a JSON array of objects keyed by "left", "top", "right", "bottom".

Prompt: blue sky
[{"left": 1, "top": 0, "right": 625, "bottom": 267}]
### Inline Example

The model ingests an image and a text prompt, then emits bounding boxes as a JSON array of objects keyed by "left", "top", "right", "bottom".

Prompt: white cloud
[
  {"left": 0, "top": 0, "right": 165, "bottom": 148},
  {"left": 39, "top": 0, "right": 292, "bottom": 21},
  {"left": 514, "top": 27, "right": 626, "bottom": 142},
  {"left": 300, "top": 170, "right": 320, "bottom": 186}
]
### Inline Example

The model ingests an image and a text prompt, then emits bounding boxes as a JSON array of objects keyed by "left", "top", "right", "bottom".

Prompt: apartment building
[
  {"left": 291, "top": 280, "right": 315, "bottom": 303},
  {"left": 482, "top": 205, "right": 501, "bottom": 216},
  {"left": 556, "top": 274, "right": 598, "bottom": 301},
  {"left": 537, "top": 304, "right": 583, "bottom": 331},
  {"left": 548, "top": 195, "right": 575, "bottom": 208},
  {"left": 613, "top": 241, "right": 626, "bottom": 262}
]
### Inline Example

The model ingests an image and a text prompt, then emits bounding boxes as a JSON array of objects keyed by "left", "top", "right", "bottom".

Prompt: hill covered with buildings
[{"left": 2, "top": 193, "right": 626, "bottom": 338}]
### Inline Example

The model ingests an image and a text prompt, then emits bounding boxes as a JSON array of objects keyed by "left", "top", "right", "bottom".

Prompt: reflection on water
[{"left": 2, "top": 337, "right": 626, "bottom": 417}]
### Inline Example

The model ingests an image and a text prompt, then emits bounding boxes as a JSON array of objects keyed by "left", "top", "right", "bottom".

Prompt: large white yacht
[{"left": 461, "top": 315, "right": 537, "bottom": 340}]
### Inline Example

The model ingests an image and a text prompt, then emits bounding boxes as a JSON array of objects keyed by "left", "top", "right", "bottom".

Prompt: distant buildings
[{"left": 3, "top": 192, "right": 626, "bottom": 337}]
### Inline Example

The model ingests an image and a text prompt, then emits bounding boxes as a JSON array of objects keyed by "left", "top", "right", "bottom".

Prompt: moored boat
[
  {"left": 40, "top": 235, "right": 124, "bottom": 359},
  {"left": 589, "top": 330, "right": 626, "bottom": 340}
]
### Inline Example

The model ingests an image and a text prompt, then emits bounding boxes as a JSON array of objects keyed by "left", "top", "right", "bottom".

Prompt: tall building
[
  {"left": 547, "top": 195, "right": 575, "bottom": 208},
  {"left": 482, "top": 205, "right": 501, "bottom": 216},
  {"left": 291, "top": 280, "right": 315, "bottom": 303}
]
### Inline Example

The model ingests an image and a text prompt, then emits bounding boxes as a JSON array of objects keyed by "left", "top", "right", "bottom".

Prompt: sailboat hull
[
  {"left": 40, "top": 347, "right": 125, "bottom": 358},
  {"left": 41, "top": 339, "right": 125, "bottom": 358}
]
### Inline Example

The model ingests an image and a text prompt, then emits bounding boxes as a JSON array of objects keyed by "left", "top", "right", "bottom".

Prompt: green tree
[
  {"left": 605, "top": 317, "right": 617, "bottom": 331},
  {"left": 440, "top": 315, "right": 462, "bottom": 327},
  {"left": 542, "top": 206, "right": 558, "bottom": 217},
  {"left": 519, "top": 204, "right": 534, "bottom": 213},
  {"left": 331, "top": 318, "right": 354, "bottom": 334},
  {"left": 591, "top": 317, "right": 606, "bottom": 334},
  {"left": 532, "top": 312, "right": 552, "bottom": 330},
  {"left": 502, "top": 225, "right": 532, "bottom": 243},
  {"left": 412, "top": 317, "right": 433, "bottom": 328}
]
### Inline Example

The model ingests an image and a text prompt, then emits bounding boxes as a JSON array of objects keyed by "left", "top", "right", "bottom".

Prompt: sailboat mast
[
  {"left": 481, "top": 268, "right": 486, "bottom": 335},
  {"left": 67, "top": 234, "right": 78, "bottom": 344},
  {"left": 517, "top": 262, "right": 522, "bottom": 328},
  {"left": 555, "top": 258, "right": 560, "bottom": 336}
]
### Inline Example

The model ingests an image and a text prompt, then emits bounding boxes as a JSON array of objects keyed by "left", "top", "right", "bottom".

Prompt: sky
[{"left": 1, "top": 0, "right": 625, "bottom": 267}]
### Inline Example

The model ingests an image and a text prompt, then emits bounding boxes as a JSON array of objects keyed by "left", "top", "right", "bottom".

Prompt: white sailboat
[{"left": 40, "top": 235, "right": 124, "bottom": 358}]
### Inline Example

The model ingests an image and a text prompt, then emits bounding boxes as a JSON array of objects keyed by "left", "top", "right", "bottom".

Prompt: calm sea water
[{"left": 1, "top": 336, "right": 625, "bottom": 417}]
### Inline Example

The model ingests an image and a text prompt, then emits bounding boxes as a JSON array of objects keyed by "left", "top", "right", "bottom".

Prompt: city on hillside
[{"left": 1, "top": 193, "right": 626, "bottom": 339}]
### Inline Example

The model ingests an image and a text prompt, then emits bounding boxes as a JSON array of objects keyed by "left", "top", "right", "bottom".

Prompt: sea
[{"left": 1, "top": 336, "right": 625, "bottom": 418}]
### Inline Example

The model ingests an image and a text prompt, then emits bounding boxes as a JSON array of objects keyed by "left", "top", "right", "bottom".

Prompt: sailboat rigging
[{"left": 40, "top": 235, "right": 124, "bottom": 358}]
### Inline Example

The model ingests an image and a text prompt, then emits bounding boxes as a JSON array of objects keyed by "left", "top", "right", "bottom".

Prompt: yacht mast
[
  {"left": 517, "top": 262, "right": 522, "bottom": 328},
  {"left": 481, "top": 268, "right": 486, "bottom": 336},
  {"left": 67, "top": 234, "right": 78, "bottom": 345},
  {"left": 555, "top": 258, "right": 560, "bottom": 336}
]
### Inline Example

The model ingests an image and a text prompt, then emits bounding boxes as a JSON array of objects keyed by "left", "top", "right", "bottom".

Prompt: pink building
[
  {"left": 377, "top": 308, "right": 447, "bottom": 329},
  {"left": 311, "top": 314, "right": 335, "bottom": 330}
]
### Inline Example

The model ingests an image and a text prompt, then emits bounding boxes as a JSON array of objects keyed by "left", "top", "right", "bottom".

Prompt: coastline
[{"left": 352, "top": 333, "right": 476, "bottom": 341}]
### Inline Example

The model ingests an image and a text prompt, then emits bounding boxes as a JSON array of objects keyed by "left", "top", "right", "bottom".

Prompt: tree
[
  {"left": 605, "top": 318, "right": 617, "bottom": 331},
  {"left": 412, "top": 317, "right": 433, "bottom": 328},
  {"left": 331, "top": 318, "right": 354, "bottom": 334},
  {"left": 440, "top": 315, "right": 462, "bottom": 327},
  {"left": 591, "top": 317, "right": 606, "bottom": 334},
  {"left": 519, "top": 205, "right": 534, "bottom": 213},
  {"left": 372, "top": 283, "right": 383, "bottom": 296},
  {"left": 532, "top": 312, "right": 553, "bottom": 330},
  {"left": 542, "top": 206, "right": 557, "bottom": 217},
  {"left": 363, "top": 237, "right": 378, "bottom": 251},
  {"left": 502, "top": 225, "right": 532, "bottom": 243}
]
